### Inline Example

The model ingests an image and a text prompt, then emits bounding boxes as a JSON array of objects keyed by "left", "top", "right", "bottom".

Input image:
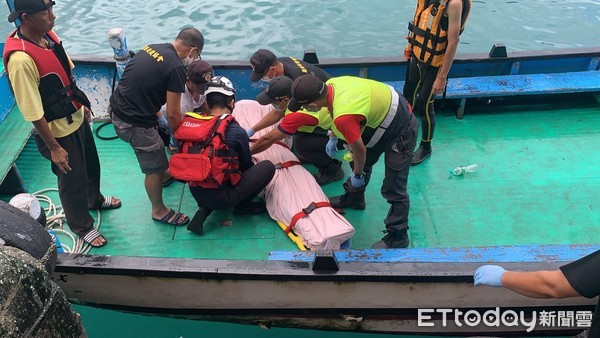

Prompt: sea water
[
  {"left": 1, "top": 1, "right": 599, "bottom": 59},
  {"left": 2, "top": 1, "right": 599, "bottom": 337}
]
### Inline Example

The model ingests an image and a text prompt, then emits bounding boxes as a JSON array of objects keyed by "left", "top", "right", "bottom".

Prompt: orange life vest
[
  {"left": 408, "top": 0, "right": 471, "bottom": 67},
  {"left": 170, "top": 113, "right": 241, "bottom": 188},
  {"left": 3, "top": 30, "right": 90, "bottom": 122}
]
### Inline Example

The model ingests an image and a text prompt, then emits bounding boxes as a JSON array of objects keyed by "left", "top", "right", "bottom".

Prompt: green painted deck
[{"left": 4, "top": 93, "right": 600, "bottom": 258}]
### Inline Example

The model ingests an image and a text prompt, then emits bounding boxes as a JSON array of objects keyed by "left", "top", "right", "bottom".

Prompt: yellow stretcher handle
[{"left": 277, "top": 221, "right": 307, "bottom": 251}]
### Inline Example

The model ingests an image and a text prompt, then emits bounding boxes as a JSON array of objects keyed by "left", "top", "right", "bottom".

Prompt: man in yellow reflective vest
[
  {"left": 288, "top": 75, "right": 418, "bottom": 249},
  {"left": 404, "top": 0, "right": 471, "bottom": 165}
]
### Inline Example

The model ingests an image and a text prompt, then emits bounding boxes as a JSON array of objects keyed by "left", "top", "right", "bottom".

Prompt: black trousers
[
  {"left": 364, "top": 115, "right": 418, "bottom": 233},
  {"left": 34, "top": 122, "right": 104, "bottom": 237},
  {"left": 347, "top": 96, "right": 419, "bottom": 233},
  {"left": 293, "top": 132, "right": 333, "bottom": 170},
  {"left": 403, "top": 56, "right": 439, "bottom": 142},
  {"left": 189, "top": 160, "right": 276, "bottom": 211}
]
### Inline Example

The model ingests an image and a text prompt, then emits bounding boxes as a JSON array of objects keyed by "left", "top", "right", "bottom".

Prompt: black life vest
[{"left": 170, "top": 113, "right": 242, "bottom": 189}]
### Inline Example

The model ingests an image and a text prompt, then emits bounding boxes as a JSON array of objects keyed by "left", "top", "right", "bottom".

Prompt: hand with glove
[
  {"left": 326, "top": 137, "right": 339, "bottom": 158},
  {"left": 246, "top": 128, "right": 255, "bottom": 138},
  {"left": 350, "top": 172, "right": 365, "bottom": 188},
  {"left": 474, "top": 265, "right": 506, "bottom": 287}
]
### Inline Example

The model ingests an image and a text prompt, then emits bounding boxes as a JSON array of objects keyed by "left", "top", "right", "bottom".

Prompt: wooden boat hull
[
  {"left": 2, "top": 45, "right": 599, "bottom": 335},
  {"left": 53, "top": 245, "right": 599, "bottom": 335}
]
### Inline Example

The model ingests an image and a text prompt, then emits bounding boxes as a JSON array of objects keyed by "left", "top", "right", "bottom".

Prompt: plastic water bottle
[
  {"left": 449, "top": 164, "right": 478, "bottom": 176},
  {"left": 108, "top": 28, "right": 131, "bottom": 80}
]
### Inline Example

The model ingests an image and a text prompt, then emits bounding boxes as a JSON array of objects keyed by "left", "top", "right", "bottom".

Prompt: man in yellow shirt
[{"left": 3, "top": 0, "right": 121, "bottom": 247}]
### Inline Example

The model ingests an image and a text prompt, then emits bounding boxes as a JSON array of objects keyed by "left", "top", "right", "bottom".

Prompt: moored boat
[{"left": 1, "top": 40, "right": 599, "bottom": 335}]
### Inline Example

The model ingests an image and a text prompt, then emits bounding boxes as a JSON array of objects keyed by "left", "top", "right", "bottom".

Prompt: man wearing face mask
[
  {"left": 249, "top": 49, "right": 331, "bottom": 85},
  {"left": 247, "top": 50, "right": 340, "bottom": 184},
  {"left": 158, "top": 59, "right": 213, "bottom": 156},
  {"left": 288, "top": 75, "right": 418, "bottom": 249},
  {"left": 250, "top": 76, "right": 343, "bottom": 185},
  {"left": 110, "top": 27, "right": 204, "bottom": 227}
]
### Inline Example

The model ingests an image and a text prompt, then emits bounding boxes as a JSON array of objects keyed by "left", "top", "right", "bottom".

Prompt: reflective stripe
[{"left": 365, "top": 85, "right": 399, "bottom": 148}]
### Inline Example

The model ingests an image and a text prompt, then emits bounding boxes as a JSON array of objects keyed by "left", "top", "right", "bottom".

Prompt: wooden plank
[
  {"left": 446, "top": 71, "right": 600, "bottom": 99},
  {"left": 270, "top": 244, "right": 600, "bottom": 263}
]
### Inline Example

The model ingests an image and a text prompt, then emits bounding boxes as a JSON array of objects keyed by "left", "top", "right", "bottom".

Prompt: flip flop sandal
[
  {"left": 152, "top": 209, "right": 189, "bottom": 226},
  {"left": 99, "top": 196, "right": 122, "bottom": 209},
  {"left": 81, "top": 228, "right": 108, "bottom": 248}
]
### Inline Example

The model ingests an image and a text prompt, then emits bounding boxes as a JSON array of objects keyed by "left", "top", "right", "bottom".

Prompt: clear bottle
[{"left": 449, "top": 164, "right": 478, "bottom": 176}]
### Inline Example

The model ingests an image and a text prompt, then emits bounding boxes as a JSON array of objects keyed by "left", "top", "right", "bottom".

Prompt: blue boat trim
[{"left": 269, "top": 244, "right": 600, "bottom": 263}]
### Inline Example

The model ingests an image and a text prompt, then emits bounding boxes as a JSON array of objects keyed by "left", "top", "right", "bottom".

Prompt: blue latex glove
[
  {"left": 246, "top": 128, "right": 256, "bottom": 138},
  {"left": 326, "top": 137, "right": 339, "bottom": 158},
  {"left": 474, "top": 265, "right": 506, "bottom": 287},
  {"left": 350, "top": 173, "right": 365, "bottom": 188}
]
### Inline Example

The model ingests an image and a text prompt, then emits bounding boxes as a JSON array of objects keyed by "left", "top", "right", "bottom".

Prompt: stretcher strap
[
  {"left": 275, "top": 161, "right": 301, "bottom": 170},
  {"left": 285, "top": 202, "right": 331, "bottom": 234},
  {"left": 249, "top": 139, "right": 290, "bottom": 149}
]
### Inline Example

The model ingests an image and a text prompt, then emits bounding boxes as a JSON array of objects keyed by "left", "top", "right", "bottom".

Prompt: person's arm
[
  {"left": 32, "top": 118, "right": 71, "bottom": 174},
  {"left": 334, "top": 114, "right": 365, "bottom": 176},
  {"left": 502, "top": 270, "right": 581, "bottom": 299},
  {"left": 347, "top": 138, "right": 366, "bottom": 176},
  {"left": 250, "top": 128, "right": 287, "bottom": 155},
  {"left": 231, "top": 125, "right": 253, "bottom": 170},
  {"left": 431, "top": 0, "right": 462, "bottom": 96},
  {"left": 474, "top": 265, "right": 581, "bottom": 299},
  {"left": 8, "top": 53, "right": 71, "bottom": 174},
  {"left": 249, "top": 108, "right": 285, "bottom": 135},
  {"left": 165, "top": 91, "right": 183, "bottom": 132}
]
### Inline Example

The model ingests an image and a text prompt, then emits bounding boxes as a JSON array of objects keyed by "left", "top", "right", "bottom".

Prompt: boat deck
[{"left": 3, "top": 92, "right": 599, "bottom": 259}]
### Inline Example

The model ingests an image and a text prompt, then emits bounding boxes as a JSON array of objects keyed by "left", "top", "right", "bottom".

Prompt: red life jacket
[
  {"left": 3, "top": 30, "right": 91, "bottom": 123},
  {"left": 170, "top": 113, "right": 242, "bottom": 188}
]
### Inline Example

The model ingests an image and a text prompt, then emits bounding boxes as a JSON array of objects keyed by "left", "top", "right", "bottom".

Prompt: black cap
[
  {"left": 288, "top": 75, "right": 326, "bottom": 112},
  {"left": 186, "top": 60, "right": 213, "bottom": 84},
  {"left": 256, "top": 76, "right": 293, "bottom": 105},
  {"left": 250, "top": 49, "right": 277, "bottom": 82},
  {"left": 8, "top": 0, "right": 54, "bottom": 23}
]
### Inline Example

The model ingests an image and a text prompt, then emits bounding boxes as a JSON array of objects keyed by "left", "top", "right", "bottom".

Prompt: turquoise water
[
  {"left": 1, "top": 1, "right": 600, "bottom": 59},
  {"left": 75, "top": 306, "right": 419, "bottom": 338},
  {"left": 3, "top": 1, "right": 598, "bottom": 337}
]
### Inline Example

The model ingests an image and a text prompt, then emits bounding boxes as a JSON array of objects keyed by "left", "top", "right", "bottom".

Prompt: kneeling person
[
  {"left": 251, "top": 76, "right": 343, "bottom": 185},
  {"left": 170, "top": 76, "right": 276, "bottom": 235}
]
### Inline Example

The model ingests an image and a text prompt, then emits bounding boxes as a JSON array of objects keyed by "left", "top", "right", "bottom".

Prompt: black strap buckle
[{"left": 302, "top": 202, "right": 318, "bottom": 215}]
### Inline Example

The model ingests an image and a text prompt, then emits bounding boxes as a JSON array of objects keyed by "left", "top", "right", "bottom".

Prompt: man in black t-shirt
[
  {"left": 247, "top": 49, "right": 343, "bottom": 185},
  {"left": 474, "top": 249, "right": 600, "bottom": 337},
  {"left": 249, "top": 49, "right": 331, "bottom": 84},
  {"left": 110, "top": 27, "right": 204, "bottom": 227}
]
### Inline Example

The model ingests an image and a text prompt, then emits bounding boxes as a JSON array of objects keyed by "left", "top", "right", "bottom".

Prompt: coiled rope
[{"left": 33, "top": 188, "right": 101, "bottom": 255}]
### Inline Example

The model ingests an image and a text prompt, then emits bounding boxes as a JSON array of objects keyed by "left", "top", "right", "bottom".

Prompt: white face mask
[
  {"left": 182, "top": 48, "right": 200, "bottom": 67},
  {"left": 261, "top": 75, "right": 273, "bottom": 83}
]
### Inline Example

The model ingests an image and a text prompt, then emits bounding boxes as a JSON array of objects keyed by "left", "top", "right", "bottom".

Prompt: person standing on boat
[
  {"left": 288, "top": 75, "right": 418, "bottom": 249},
  {"left": 250, "top": 76, "right": 343, "bottom": 185},
  {"left": 170, "top": 76, "right": 276, "bottom": 235},
  {"left": 110, "top": 27, "right": 204, "bottom": 227},
  {"left": 404, "top": 0, "right": 471, "bottom": 165},
  {"left": 474, "top": 249, "right": 600, "bottom": 337},
  {"left": 3, "top": 0, "right": 122, "bottom": 247},
  {"left": 247, "top": 49, "right": 342, "bottom": 185},
  {"left": 157, "top": 59, "right": 213, "bottom": 152}
]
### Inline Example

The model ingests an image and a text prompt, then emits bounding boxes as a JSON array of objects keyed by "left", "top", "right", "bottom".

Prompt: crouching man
[{"left": 170, "top": 76, "right": 276, "bottom": 235}]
